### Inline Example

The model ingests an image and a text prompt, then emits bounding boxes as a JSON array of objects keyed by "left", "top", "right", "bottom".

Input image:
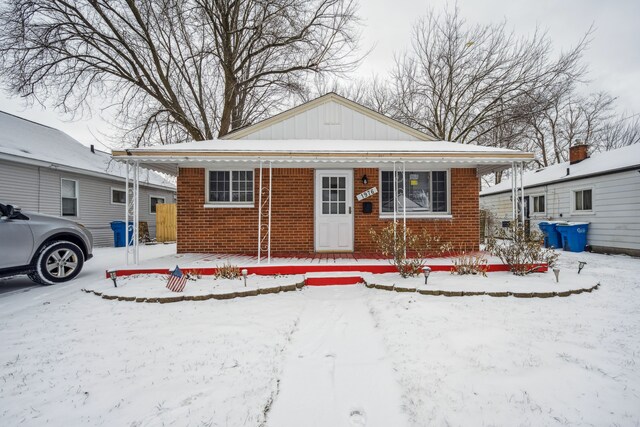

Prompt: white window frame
[
  {"left": 378, "top": 168, "right": 452, "bottom": 219},
  {"left": 204, "top": 168, "right": 255, "bottom": 208},
  {"left": 60, "top": 178, "right": 79, "bottom": 217},
  {"left": 111, "top": 187, "right": 126, "bottom": 205},
  {"left": 571, "top": 187, "right": 594, "bottom": 214},
  {"left": 149, "top": 195, "right": 166, "bottom": 215},
  {"left": 530, "top": 193, "right": 546, "bottom": 216}
]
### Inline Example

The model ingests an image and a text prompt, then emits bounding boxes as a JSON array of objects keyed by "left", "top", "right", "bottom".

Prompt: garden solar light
[
  {"left": 242, "top": 269, "right": 248, "bottom": 287},
  {"left": 422, "top": 266, "right": 432, "bottom": 285},
  {"left": 107, "top": 269, "right": 118, "bottom": 288},
  {"left": 553, "top": 268, "right": 560, "bottom": 283},
  {"left": 578, "top": 261, "right": 587, "bottom": 274}
]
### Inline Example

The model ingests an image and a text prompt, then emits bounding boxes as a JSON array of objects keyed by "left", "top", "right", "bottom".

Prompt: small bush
[
  {"left": 188, "top": 269, "right": 203, "bottom": 280},
  {"left": 370, "top": 221, "right": 451, "bottom": 278},
  {"left": 214, "top": 262, "right": 241, "bottom": 279},
  {"left": 451, "top": 250, "right": 489, "bottom": 276},
  {"left": 487, "top": 225, "right": 558, "bottom": 275}
]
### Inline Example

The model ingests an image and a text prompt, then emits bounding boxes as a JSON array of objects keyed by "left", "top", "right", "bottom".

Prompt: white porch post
[
  {"left": 125, "top": 161, "right": 130, "bottom": 265},
  {"left": 393, "top": 161, "right": 397, "bottom": 243},
  {"left": 402, "top": 161, "right": 407, "bottom": 259},
  {"left": 258, "top": 160, "right": 263, "bottom": 264},
  {"left": 511, "top": 162, "right": 516, "bottom": 222},
  {"left": 125, "top": 160, "right": 140, "bottom": 265},
  {"left": 267, "top": 161, "right": 272, "bottom": 264},
  {"left": 133, "top": 161, "right": 140, "bottom": 264},
  {"left": 520, "top": 161, "right": 525, "bottom": 225}
]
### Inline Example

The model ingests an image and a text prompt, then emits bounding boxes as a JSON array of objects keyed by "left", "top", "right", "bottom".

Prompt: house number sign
[{"left": 357, "top": 187, "right": 378, "bottom": 201}]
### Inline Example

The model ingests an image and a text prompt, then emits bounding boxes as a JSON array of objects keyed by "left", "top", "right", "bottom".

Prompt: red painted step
[{"left": 304, "top": 272, "right": 364, "bottom": 286}]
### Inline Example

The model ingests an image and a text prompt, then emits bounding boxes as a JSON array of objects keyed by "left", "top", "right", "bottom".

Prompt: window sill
[
  {"left": 203, "top": 204, "right": 254, "bottom": 209},
  {"left": 570, "top": 211, "right": 595, "bottom": 216},
  {"left": 379, "top": 213, "right": 453, "bottom": 220}
]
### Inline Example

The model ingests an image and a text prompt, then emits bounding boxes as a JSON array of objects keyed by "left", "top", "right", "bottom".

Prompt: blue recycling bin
[
  {"left": 110, "top": 221, "right": 134, "bottom": 247},
  {"left": 538, "top": 221, "right": 562, "bottom": 249},
  {"left": 556, "top": 222, "right": 589, "bottom": 252}
]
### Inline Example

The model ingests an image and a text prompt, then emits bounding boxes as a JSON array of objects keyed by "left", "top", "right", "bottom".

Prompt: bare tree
[
  {"left": 600, "top": 114, "right": 640, "bottom": 151},
  {"left": 386, "top": 8, "right": 588, "bottom": 146},
  {"left": 526, "top": 91, "right": 621, "bottom": 166},
  {"left": 0, "top": 0, "right": 361, "bottom": 145},
  {"left": 198, "top": 0, "right": 361, "bottom": 136}
]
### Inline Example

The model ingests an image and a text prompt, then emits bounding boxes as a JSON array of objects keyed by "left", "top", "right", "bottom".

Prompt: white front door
[{"left": 315, "top": 170, "right": 354, "bottom": 252}]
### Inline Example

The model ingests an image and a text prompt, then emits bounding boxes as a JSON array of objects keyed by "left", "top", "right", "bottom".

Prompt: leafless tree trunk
[{"left": 0, "top": 0, "right": 361, "bottom": 144}]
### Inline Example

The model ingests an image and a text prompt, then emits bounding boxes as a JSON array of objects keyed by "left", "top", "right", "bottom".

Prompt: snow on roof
[
  {"left": 480, "top": 143, "right": 640, "bottom": 196},
  {"left": 125, "top": 138, "right": 528, "bottom": 156},
  {"left": 0, "top": 111, "right": 175, "bottom": 189}
]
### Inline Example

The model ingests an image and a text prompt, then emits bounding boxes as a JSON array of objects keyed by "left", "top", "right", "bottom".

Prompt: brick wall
[
  {"left": 177, "top": 168, "right": 314, "bottom": 253},
  {"left": 177, "top": 167, "right": 479, "bottom": 254},
  {"left": 353, "top": 168, "right": 479, "bottom": 252}
]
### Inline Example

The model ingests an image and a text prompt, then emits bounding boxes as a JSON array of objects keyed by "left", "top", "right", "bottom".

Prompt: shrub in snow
[
  {"left": 214, "top": 262, "right": 241, "bottom": 279},
  {"left": 451, "top": 249, "right": 489, "bottom": 276},
  {"left": 487, "top": 225, "right": 558, "bottom": 275},
  {"left": 370, "top": 221, "right": 452, "bottom": 278}
]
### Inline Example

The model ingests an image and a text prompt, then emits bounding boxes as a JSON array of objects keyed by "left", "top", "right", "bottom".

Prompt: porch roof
[{"left": 112, "top": 139, "right": 534, "bottom": 176}]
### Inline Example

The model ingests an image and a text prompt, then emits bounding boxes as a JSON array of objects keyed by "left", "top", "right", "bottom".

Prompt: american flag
[{"left": 166, "top": 266, "right": 188, "bottom": 292}]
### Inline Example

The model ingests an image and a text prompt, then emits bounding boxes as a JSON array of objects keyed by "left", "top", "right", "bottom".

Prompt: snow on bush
[
  {"left": 370, "top": 221, "right": 452, "bottom": 278},
  {"left": 487, "top": 224, "right": 558, "bottom": 275}
]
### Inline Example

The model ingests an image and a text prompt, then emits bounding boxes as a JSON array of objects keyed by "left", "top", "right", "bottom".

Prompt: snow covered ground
[{"left": 1, "top": 245, "right": 639, "bottom": 426}]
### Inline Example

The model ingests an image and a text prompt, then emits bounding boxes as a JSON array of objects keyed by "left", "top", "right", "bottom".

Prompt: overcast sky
[{"left": 1, "top": 0, "right": 638, "bottom": 149}]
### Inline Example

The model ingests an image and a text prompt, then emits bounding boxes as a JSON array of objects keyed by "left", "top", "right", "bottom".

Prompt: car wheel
[{"left": 29, "top": 241, "right": 85, "bottom": 285}]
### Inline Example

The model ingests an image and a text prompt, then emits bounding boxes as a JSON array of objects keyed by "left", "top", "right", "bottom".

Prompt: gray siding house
[
  {"left": 0, "top": 111, "right": 176, "bottom": 246},
  {"left": 480, "top": 144, "right": 640, "bottom": 256}
]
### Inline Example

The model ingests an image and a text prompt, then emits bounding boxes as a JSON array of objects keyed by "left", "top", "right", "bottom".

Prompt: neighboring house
[
  {"left": 112, "top": 93, "right": 532, "bottom": 257},
  {"left": 0, "top": 111, "right": 176, "bottom": 246},
  {"left": 480, "top": 143, "right": 640, "bottom": 256}
]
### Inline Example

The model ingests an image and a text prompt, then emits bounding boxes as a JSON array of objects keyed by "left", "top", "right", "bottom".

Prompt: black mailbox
[{"left": 362, "top": 202, "right": 373, "bottom": 214}]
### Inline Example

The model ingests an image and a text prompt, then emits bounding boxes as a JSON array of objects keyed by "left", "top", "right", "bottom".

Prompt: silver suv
[{"left": 0, "top": 203, "right": 93, "bottom": 285}]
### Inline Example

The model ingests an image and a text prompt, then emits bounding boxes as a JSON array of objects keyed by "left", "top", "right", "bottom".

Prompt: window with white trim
[
  {"left": 532, "top": 195, "right": 545, "bottom": 214},
  {"left": 112, "top": 188, "right": 126, "bottom": 204},
  {"left": 207, "top": 170, "right": 254, "bottom": 204},
  {"left": 61, "top": 179, "right": 78, "bottom": 216},
  {"left": 380, "top": 170, "right": 448, "bottom": 214},
  {"left": 150, "top": 196, "right": 165, "bottom": 214},
  {"left": 574, "top": 189, "right": 592, "bottom": 211}
]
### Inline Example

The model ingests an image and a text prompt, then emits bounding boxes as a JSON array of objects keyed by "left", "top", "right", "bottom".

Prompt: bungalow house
[
  {"left": 0, "top": 111, "right": 176, "bottom": 246},
  {"left": 480, "top": 143, "right": 640, "bottom": 256},
  {"left": 112, "top": 93, "right": 532, "bottom": 261}
]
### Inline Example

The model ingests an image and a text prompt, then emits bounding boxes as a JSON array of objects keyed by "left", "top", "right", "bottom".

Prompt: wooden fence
[{"left": 155, "top": 203, "right": 177, "bottom": 242}]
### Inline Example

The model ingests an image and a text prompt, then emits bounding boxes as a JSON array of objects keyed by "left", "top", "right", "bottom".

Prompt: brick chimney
[{"left": 569, "top": 141, "right": 589, "bottom": 164}]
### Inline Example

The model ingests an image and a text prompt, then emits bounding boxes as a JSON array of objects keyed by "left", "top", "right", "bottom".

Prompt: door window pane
[{"left": 321, "top": 174, "right": 347, "bottom": 215}]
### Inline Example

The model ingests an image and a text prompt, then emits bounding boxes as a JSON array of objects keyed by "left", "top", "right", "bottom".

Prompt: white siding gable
[{"left": 239, "top": 99, "right": 420, "bottom": 141}]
